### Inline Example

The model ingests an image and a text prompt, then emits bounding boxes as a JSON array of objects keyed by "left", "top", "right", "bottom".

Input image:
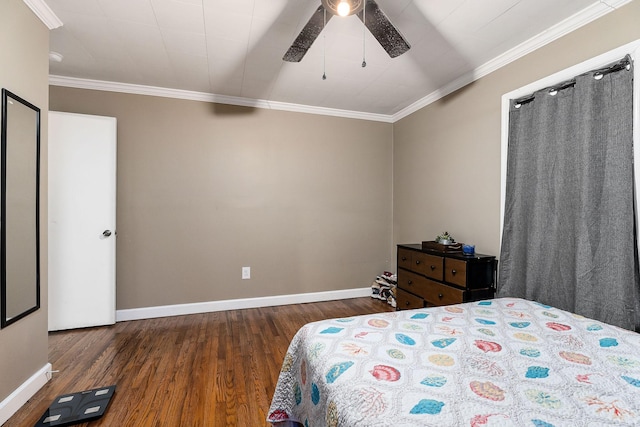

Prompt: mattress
[{"left": 267, "top": 298, "right": 640, "bottom": 426}]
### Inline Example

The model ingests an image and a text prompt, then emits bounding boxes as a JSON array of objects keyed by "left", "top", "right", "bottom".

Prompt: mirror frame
[{"left": 1, "top": 88, "right": 41, "bottom": 328}]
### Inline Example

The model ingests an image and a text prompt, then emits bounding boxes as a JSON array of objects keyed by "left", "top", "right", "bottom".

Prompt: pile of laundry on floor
[{"left": 371, "top": 271, "right": 397, "bottom": 308}]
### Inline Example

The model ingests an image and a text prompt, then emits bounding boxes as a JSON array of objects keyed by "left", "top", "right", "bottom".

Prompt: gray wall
[
  {"left": 393, "top": 1, "right": 640, "bottom": 259},
  {"left": 49, "top": 89, "right": 393, "bottom": 310},
  {"left": 49, "top": 2, "right": 640, "bottom": 312},
  {"left": 0, "top": 0, "right": 49, "bottom": 404}
]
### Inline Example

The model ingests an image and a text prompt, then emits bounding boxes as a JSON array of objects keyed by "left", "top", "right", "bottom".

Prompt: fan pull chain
[
  {"left": 362, "top": 0, "right": 367, "bottom": 68},
  {"left": 322, "top": 8, "right": 327, "bottom": 80}
]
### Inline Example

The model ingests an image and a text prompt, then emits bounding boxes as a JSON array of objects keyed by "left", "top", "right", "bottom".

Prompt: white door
[{"left": 48, "top": 112, "right": 116, "bottom": 331}]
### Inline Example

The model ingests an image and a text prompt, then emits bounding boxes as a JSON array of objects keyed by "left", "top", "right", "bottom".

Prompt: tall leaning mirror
[{"left": 1, "top": 88, "right": 41, "bottom": 328}]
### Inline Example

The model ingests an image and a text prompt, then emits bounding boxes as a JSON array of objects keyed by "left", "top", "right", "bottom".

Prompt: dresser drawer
[
  {"left": 444, "top": 258, "right": 467, "bottom": 288},
  {"left": 423, "top": 279, "right": 464, "bottom": 306},
  {"left": 398, "top": 269, "right": 428, "bottom": 294},
  {"left": 396, "top": 288, "right": 424, "bottom": 310},
  {"left": 397, "top": 247, "right": 413, "bottom": 270},
  {"left": 413, "top": 252, "right": 443, "bottom": 280}
]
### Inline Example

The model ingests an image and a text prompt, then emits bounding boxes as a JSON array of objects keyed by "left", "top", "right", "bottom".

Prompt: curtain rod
[{"left": 513, "top": 55, "right": 633, "bottom": 108}]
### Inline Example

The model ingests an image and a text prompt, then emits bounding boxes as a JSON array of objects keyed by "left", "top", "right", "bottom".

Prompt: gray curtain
[{"left": 498, "top": 57, "right": 640, "bottom": 331}]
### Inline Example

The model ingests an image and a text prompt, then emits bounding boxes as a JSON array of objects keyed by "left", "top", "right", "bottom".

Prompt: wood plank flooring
[{"left": 5, "top": 297, "right": 393, "bottom": 427}]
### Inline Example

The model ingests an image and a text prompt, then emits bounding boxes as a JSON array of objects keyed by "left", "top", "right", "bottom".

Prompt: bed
[{"left": 267, "top": 298, "right": 640, "bottom": 426}]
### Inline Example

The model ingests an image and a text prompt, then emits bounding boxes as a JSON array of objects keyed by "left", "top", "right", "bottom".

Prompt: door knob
[{"left": 102, "top": 230, "right": 112, "bottom": 237}]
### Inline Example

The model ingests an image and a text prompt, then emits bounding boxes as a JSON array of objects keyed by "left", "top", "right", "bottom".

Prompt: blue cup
[{"left": 462, "top": 244, "right": 475, "bottom": 255}]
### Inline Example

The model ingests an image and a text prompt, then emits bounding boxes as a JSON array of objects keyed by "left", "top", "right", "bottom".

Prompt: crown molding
[
  {"left": 48, "top": 0, "right": 629, "bottom": 124},
  {"left": 392, "top": 0, "right": 632, "bottom": 122},
  {"left": 22, "top": 0, "right": 63, "bottom": 29},
  {"left": 48, "top": 76, "right": 394, "bottom": 123}
]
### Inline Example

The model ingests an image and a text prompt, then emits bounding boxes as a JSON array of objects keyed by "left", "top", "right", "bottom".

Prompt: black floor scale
[{"left": 34, "top": 385, "right": 116, "bottom": 426}]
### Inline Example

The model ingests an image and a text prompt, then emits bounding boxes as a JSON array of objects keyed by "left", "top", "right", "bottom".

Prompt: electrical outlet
[{"left": 242, "top": 266, "right": 250, "bottom": 280}]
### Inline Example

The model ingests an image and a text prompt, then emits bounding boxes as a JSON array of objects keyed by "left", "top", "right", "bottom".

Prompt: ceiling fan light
[
  {"left": 337, "top": 1, "right": 350, "bottom": 16},
  {"left": 320, "top": 0, "right": 363, "bottom": 17}
]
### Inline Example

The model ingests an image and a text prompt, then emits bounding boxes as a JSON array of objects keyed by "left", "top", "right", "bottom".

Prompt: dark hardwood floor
[{"left": 6, "top": 297, "right": 393, "bottom": 427}]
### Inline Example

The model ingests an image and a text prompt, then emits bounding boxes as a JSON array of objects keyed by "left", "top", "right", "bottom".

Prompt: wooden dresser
[{"left": 396, "top": 244, "right": 496, "bottom": 310}]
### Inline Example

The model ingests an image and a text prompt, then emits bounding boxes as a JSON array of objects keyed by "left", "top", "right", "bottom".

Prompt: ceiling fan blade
[
  {"left": 358, "top": 0, "right": 410, "bottom": 58},
  {"left": 283, "top": 6, "right": 333, "bottom": 62}
]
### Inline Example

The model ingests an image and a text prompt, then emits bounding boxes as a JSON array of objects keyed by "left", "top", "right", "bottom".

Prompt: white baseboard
[
  {"left": 116, "top": 287, "right": 372, "bottom": 322},
  {"left": 0, "top": 363, "right": 52, "bottom": 425}
]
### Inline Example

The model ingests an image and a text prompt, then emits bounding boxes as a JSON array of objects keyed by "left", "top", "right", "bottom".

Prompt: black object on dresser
[{"left": 396, "top": 244, "right": 496, "bottom": 310}]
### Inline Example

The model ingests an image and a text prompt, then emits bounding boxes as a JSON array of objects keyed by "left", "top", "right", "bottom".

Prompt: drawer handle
[
  {"left": 405, "top": 301, "right": 410, "bottom": 306},
  {"left": 438, "top": 293, "right": 444, "bottom": 299},
  {"left": 415, "top": 260, "right": 421, "bottom": 265},
  {"left": 430, "top": 265, "right": 436, "bottom": 271},
  {"left": 451, "top": 269, "right": 457, "bottom": 275},
  {"left": 401, "top": 256, "right": 407, "bottom": 261},
  {"left": 407, "top": 280, "right": 413, "bottom": 285}
]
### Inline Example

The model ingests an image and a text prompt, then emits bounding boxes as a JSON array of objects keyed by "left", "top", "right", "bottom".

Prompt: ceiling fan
[{"left": 283, "top": 0, "right": 410, "bottom": 63}]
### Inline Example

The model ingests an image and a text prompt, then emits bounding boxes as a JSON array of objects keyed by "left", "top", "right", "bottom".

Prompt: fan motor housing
[{"left": 321, "top": 0, "right": 364, "bottom": 16}]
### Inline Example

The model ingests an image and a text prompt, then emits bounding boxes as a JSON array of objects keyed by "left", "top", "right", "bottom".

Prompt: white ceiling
[{"left": 41, "top": 0, "right": 625, "bottom": 120}]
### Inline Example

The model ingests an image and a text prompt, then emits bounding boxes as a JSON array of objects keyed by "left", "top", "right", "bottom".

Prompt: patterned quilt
[{"left": 267, "top": 298, "right": 640, "bottom": 426}]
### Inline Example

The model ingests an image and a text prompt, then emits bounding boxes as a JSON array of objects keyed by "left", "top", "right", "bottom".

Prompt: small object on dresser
[
  {"left": 435, "top": 231, "right": 454, "bottom": 245},
  {"left": 462, "top": 244, "right": 475, "bottom": 256},
  {"left": 423, "top": 231, "right": 463, "bottom": 252},
  {"left": 422, "top": 241, "right": 462, "bottom": 252}
]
